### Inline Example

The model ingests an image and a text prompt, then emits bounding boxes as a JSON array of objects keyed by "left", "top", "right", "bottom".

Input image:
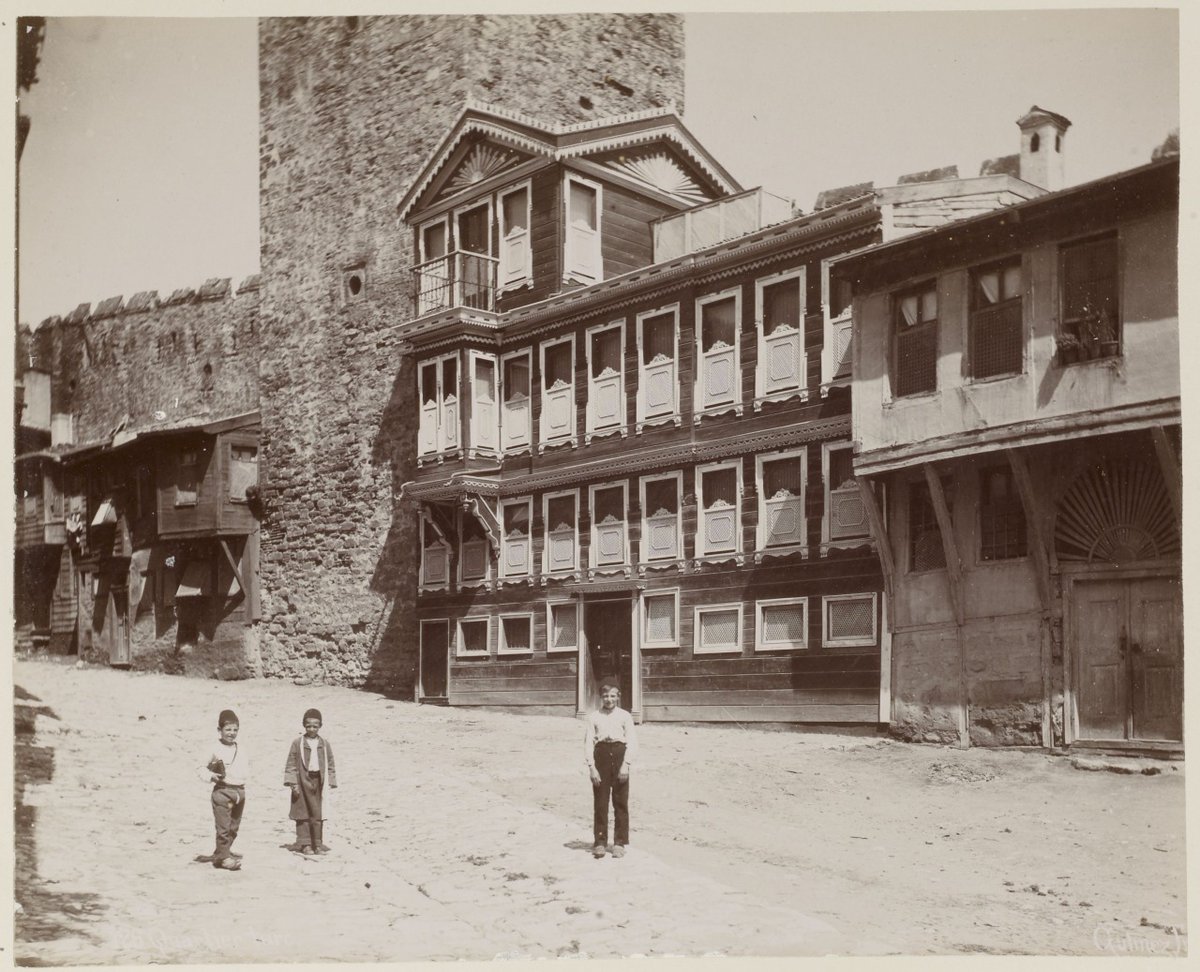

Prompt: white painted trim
[
  {"left": 541, "top": 488, "right": 580, "bottom": 575},
  {"left": 417, "top": 352, "right": 460, "bottom": 457},
  {"left": 693, "top": 602, "right": 743, "bottom": 655},
  {"left": 639, "top": 471, "right": 683, "bottom": 564},
  {"left": 585, "top": 318, "right": 627, "bottom": 439},
  {"left": 754, "top": 596, "right": 809, "bottom": 652},
  {"left": 418, "top": 214, "right": 450, "bottom": 263},
  {"left": 693, "top": 286, "right": 743, "bottom": 420},
  {"left": 539, "top": 333, "right": 577, "bottom": 450},
  {"left": 456, "top": 616, "right": 491, "bottom": 658},
  {"left": 822, "top": 440, "right": 870, "bottom": 545},
  {"left": 499, "top": 496, "right": 534, "bottom": 580},
  {"left": 635, "top": 302, "right": 681, "bottom": 430},
  {"left": 418, "top": 516, "right": 452, "bottom": 592},
  {"left": 821, "top": 592, "right": 879, "bottom": 648},
  {"left": 498, "top": 612, "right": 535, "bottom": 656},
  {"left": 497, "top": 178, "right": 533, "bottom": 290},
  {"left": 451, "top": 196, "right": 495, "bottom": 257},
  {"left": 754, "top": 266, "right": 806, "bottom": 400},
  {"left": 467, "top": 349, "right": 500, "bottom": 456},
  {"left": 500, "top": 347, "right": 533, "bottom": 454},
  {"left": 456, "top": 506, "right": 492, "bottom": 588},
  {"left": 640, "top": 588, "right": 680, "bottom": 650},
  {"left": 755, "top": 446, "right": 808, "bottom": 553},
  {"left": 564, "top": 173, "right": 604, "bottom": 284},
  {"left": 696, "top": 458, "right": 743, "bottom": 558}
]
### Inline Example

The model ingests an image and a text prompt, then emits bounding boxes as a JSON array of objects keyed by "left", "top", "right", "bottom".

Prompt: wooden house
[
  {"left": 393, "top": 104, "right": 1052, "bottom": 724},
  {"left": 834, "top": 157, "right": 1181, "bottom": 751}
]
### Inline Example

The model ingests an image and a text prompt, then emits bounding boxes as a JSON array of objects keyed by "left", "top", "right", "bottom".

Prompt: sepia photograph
[{"left": 9, "top": 2, "right": 1186, "bottom": 963}]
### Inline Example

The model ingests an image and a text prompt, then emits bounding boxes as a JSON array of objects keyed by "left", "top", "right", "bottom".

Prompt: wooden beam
[
  {"left": 923, "top": 463, "right": 969, "bottom": 750},
  {"left": 1151, "top": 425, "right": 1183, "bottom": 525},
  {"left": 218, "top": 538, "right": 245, "bottom": 594},
  {"left": 854, "top": 475, "right": 895, "bottom": 603}
]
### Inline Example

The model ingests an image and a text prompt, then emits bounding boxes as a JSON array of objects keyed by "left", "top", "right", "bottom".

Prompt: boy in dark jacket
[{"left": 283, "top": 708, "right": 338, "bottom": 855}]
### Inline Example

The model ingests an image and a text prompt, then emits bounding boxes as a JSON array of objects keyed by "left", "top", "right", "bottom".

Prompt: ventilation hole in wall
[
  {"left": 605, "top": 76, "right": 634, "bottom": 97},
  {"left": 579, "top": 95, "right": 594, "bottom": 110},
  {"left": 202, "top": 362, "right": 214, "bottom": 395},
  {"left": 1055, "top": 134, "right": 1062, "bottom": 152},
  {"left": 343, "top": 266, "right": 367, "bottom": 304},
  {"left": 348, "top": 274, "right": 363, "bottom": 296},
  {"left": 1030, "top": 132, "right": 1040, "bottom": 153}
]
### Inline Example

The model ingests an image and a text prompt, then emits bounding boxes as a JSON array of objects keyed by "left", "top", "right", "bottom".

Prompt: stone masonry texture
[{"left": 255, "top": 15, "right": 685, "bottom": 693}]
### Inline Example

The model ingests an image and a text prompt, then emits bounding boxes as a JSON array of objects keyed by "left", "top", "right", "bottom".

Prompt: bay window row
[{"left": 418, "top": 443, "right": 870, "bottom": 589}]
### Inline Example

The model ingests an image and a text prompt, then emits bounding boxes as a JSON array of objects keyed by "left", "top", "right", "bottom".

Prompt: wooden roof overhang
[
  {"left": 833, "top": 158, "right": 1179, "bottom": 297},
  {"left": 853, "top": 398, "right": 1182, "bottom": 479}
]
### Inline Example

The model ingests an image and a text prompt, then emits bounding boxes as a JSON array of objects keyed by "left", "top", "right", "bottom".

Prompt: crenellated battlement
[{"left": 34, "top": 274, "right": 262, "bottom": 332}]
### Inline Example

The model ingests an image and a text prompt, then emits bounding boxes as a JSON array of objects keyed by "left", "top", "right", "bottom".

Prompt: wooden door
[
  {"left": 109, "top": 588, "right": 131, "bottom": 666},
  {"left": 584, "top": 599, "right": 633, "bottom": 710},
  {"left": 1129, "top": 576, "right": 1182, "bottom": 741},
  {"left": 1075, "top": 575, "right": 1182, "bottom": 742},
  {"left": 419, "top": 620, "right": 448, "bottom": 700}
]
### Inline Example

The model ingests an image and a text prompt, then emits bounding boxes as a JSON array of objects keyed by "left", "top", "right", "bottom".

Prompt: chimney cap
[{"left": 1017, "top": 105, "right": 1072, "bottom": 132}]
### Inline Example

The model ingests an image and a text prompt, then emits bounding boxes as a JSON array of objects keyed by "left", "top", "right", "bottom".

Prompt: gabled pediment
[
  {"left": 587, "top": 146, "right": 717, "bottom": 206},
  {"left": 425, "top": 137, "right": 540, "bottom": 209}
]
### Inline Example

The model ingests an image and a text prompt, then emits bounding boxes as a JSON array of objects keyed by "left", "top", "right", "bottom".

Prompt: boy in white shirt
[
  {"left": 201, "top": 708, "right": 248, "bottom": 871},
  {"left": 584, "top": 682, "right": 637, "bottom": 858}
]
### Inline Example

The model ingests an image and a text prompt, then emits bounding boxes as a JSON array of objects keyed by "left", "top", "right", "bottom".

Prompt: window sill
[
  {"left": 641, "top": 641, "right": 680, "bottom": 652},
  {"left": 753, "top": 643, "right": 808, "bottom": 653},
  {"left": 966, "top": 369, "right": 1024, "bottom": 385},
  {"left": 456, "top": 652, "right": 491, "bottom": 660},
  {"left": 884, "top": 390, "right": 938, "bottom": 406},
  {"left": 546, "top": 645, "right": 578, "bottom": 655},
  {"left": 497, "top": 649, "right": 534, "bottom": 657},
  {"left": 692, "top": 645, "right": 742, "bottom": 657}
]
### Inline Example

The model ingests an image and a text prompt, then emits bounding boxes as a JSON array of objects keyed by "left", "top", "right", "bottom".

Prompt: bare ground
[{"left": 12, "top": 657, "right": 1187, "bottom": 963}]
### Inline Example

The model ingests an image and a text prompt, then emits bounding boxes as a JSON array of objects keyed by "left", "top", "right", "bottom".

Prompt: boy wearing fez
[
  {"left": 202, "top": 709, "right": 248, "bottom": 871},
  {"left": 284, "top": 708, "right": 338, "bottom": 855},
  {"left": 584, "top": 682, "right": 638, "bottom": 858}
]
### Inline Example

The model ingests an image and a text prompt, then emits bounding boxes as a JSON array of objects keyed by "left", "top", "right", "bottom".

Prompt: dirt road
[{"left": 13, "top": 658, "right": 1186, "bottom": 962}]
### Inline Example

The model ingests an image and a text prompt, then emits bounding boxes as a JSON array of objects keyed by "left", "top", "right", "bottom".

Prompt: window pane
[
  {"left": 702, "top": 467, "right": 737, "bottom": 508},
  {"left": 570, "top": 182, "right": 597, "bottom": 230},
  {"left": 551, "top": 604, "right": 577, "bottom": 650},
  {"left": 702, "top": 298, "right": 737, "bottom": 350},
  {"left": 229, "top": 447, "right": 258, "bottom": 502},
  {"left": 504, "top": 356, "right": 530, "bottom": 401},
  {"left": 502, "top": 616, "right": 531, "bottom": 651},
  {"left": 474, "top": 357, "right": 496, "bottom": 403},
  {"left": 762, "top": 603, "right": 805, "bottom": 643},
  {"left": 442, "top": 357, "right": 457, "bottom": 396},
  {"left": 457, "top": 205, "right": 489, "bottom": 254},
  {"left": 591, "top": 328, "right": 622, "bottom": 377},
  {"left": 1002, "top": 264, "right": 1021, "bottom": 299},
  {"left": 909, "top": 480, "right": 949, "bottom": 571},
  {"left": 699, "top": 609, "right": 738, "bottom": 649},
  {"left": 645, "top": 595, "right": 675, "bottom": 642},
  {"left": 762, "top": 279, "right": 800, "bottom": 334},
  {"left": 920, "top": 289, "right": 937, "bottom": 322},
  {"left": 421, "top": 363, "right": 438, "bottom": 404},
  {"left": 504, "top": 503, "right": 529, "bottom": 535},
  {"left": 645, "top": 478, "right": 678, "bottom": 515},
  {"left": 593, "top": 486, "right": 623, "bottom": 522},
  {"left": 828, "top": 448, "right": 854, "bottom": 489},
  {"left": 461, "top": 620, "right": 487, "bottom": 654},
  {"left": 544, "top": 343, "right": 572, "bottom": 387},
  {"left": 1062, "top": 236, "right": 1118, "bottom": 324},
  {"left": 547, "top": 495, "right": 575, "bottom": 530},
  {"left": 643, "top": 314, "right": 675, "bottom": 363},
  {"left": 828, "top": 597, "right": 874, "bottom": 641},
  {"left": 502, "top": 189, "right": 528, "bottom": 234},
  {"left": 979, "top": 466, "right": 1027, "bottom": 560},
  {"left": 763, "top": 456, "right": 803, "bottom": 498},
  {"left": 423, "top": 222, "right": 446, "bottom": 258}
]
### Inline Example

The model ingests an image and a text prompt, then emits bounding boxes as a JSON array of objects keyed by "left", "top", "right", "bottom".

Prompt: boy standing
[
  {"left": 283, "top": 708, "right": 338, "bottom": 855},
  {"left": 202, "top": 709, "right": 248, "bottom": 871},
  {"left": 584, "top": 682, "right": 638, "bottom": 858}
]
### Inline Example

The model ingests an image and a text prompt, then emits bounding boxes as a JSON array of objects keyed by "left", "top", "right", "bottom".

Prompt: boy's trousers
[
  {"left": 592, "top": 741, "right": 629, "bottom": 846},
  {"left": 211, "top": 784, "right": 245, "bottom": 861}
]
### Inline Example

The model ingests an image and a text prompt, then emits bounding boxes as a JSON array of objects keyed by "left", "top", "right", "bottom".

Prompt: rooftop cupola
[{"left": 1017, "top": 105, "right": 1072, "bottom": 191}]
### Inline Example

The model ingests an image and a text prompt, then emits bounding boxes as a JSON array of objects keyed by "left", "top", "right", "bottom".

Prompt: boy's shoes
[
  {"left": 214, "top": 857, "right": 242, "bottom": 871},
  {"left": 592, "top": 844, "right": 606, "bottom": 858},
  {"left": 298, "top": 845, "right": 315, "bottom": 856},
  {"left": 611, "top": 845, "right": 626, "bottom": 858},
  {"left": 229, "top": 851, "right": 244, "bottom": 859},
  {"left": 316, "top": 844, "right": 331, "bottom": 854}
]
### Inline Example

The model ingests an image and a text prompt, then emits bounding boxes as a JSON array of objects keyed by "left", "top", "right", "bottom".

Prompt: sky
[{"left": 13, "top": 6, "right": 1182, "bottom": 329}]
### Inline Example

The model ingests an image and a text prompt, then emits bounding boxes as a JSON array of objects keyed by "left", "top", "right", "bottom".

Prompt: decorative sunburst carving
[
  {"left": 1054, "top": 458, "right": 1179, "bottom": 564},
  {"left": 446, "top": 144, "right": 516, "bottom": 194},
  {"left": 609, "top": 151, "right": 708, "bottom": 204}
]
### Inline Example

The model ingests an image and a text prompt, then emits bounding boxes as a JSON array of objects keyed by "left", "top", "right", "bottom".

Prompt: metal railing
[{"left": 412, "top": 251, "right": 499, "bottom": 315}]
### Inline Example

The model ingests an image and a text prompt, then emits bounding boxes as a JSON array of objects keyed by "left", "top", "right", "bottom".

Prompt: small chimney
[{"left": 1017, "top": 105, "right": 1071, "bottom": 191}]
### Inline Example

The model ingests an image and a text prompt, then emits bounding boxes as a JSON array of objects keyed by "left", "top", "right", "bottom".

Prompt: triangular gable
[{"left": 399, "top": 100, "right": 741, "bottom": 222}]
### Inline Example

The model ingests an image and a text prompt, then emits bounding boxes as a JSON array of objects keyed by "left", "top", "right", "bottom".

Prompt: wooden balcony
[{"left": 412, "top": 251, "right": 499, "bottom": 316}]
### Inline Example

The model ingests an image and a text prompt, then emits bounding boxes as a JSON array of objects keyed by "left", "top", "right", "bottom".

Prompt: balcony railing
[
  {"left": 652, "top": 188, "right": 793, "bottom": 263},
  {"left": 970, "top": 298, "right": 1022, "bottom": 378},
  {"left": 412, "top": 251, "right": 499, "bottom": 316}
]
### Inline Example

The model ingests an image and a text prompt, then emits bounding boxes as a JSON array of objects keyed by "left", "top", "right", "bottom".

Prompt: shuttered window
[
  {"left": 694, "top": 604, "right": 741, "bottom": 655},
  {"left": 547, "top": 603, "right": 578, "bottom": 653},
  {"left": 756, "top": 598, "right": 807, "bottom": 651},
  {"left": 500, "top": 614, "right": 533, "bottom": 655},
  {"left": 823, "top": 593, "right": 877, "bottom": 647},
  {"left": 979, "top": 466, "right": 1027, "bottom": 561},
  {"left": 457, "top": 618, "right": 489, "bottom": 657},
  {"left": 893, "top": 283, "right": 938, "bottom": 397},
  {"left": 643, "top": 592, "right": 678, "bottom": 647}
]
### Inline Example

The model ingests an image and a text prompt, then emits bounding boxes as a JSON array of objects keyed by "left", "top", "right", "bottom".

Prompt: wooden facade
[{"left": 838, "top": 158, "right": 1182, "bottom": 750}]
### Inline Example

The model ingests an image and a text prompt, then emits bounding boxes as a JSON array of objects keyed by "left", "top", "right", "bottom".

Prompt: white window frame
[
  {"left": 498, "top": 612, "right": 535, "bottom": 656},
  {"left": 822, "top": 592, "right": 879, "bottom": 648},
  {"left": 467, "top": 349, "right": 500, "bottom": 456},
  {"left": 539, "top": 334, "right": 576, "bottom": 451},
  {"left": 693, "top": 287, "right": 743, "bottom": 419},
  {"left": 696, "top": 459, "right": 743, "bottom": 558},
  {"left": 457, "top": 506, "right": 492, "bottom": 589},
  {"left": 755, "top": 448, "right": 808, "bottom": 554},
  {"left": 417, "top": 352, "right": 460, "bottom": 458},
  {"left": 499, "top": 496, "right": 534, "bottom": 580},
  {"left": 640, "top": 589, "right": 680, "bottom": 650},
  {"left": 541, "top": 489, "right": 580, "bottom": 575},
  {"left": 452, "top": 197, "right": 495, "bottom": 257},
  {"left": 635, "top": 303, "right": 680, "bottom": 431},
  {"left": 588, "top": 480, "right": 629, "bottom": 570},
  {"left": 497, "top": 180, "right": 533, "bottom": 291},
  {"left": 822, "top": 441, "right": 870, "bottom": 546},
  {"left": 418, "top": 215, "right": 450, "bottom": 263},
  {"left": 639, "top": 471, "right": 683, "bottom": 566},
  {"left": 820, "top": 256, "right": 856, "bottom": 390},
  {"left": 419, "top": 516, "right": 452, "bottom": 592},
  {"left": 545, "top": 599, "right": 581, "bottom": 655},
  {"left": 755, "top": 596, "right": 809, "bottom": 652},
  {"left": 585, "top": 319, "right": 626, "bottom": 441},
  {"left": 500, "top": 348, "right": 533, "bottom": 454},
  {"left": 693, "top": 602, "right": 743, "bottom": 656},
  {"left": 456, "top": 616, "right": 491, "bottom": 658},
  {"left": 754, "top": 267, "right": 807, "bottom": 407},
  {"left": 564, "top": 173, "right": 603, "bottom": 285}
]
